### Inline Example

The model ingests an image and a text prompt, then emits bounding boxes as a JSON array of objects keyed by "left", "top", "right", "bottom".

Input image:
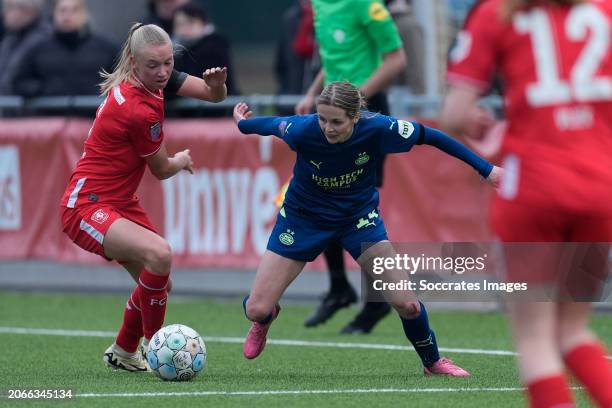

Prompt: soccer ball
[{"left": 146, "top": 324, "right": 207, "bottom": 381}]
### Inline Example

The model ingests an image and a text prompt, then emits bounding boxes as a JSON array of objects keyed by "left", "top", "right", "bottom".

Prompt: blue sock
[
  {"left": 242, "top": 295, "right": 275, "bottom": 324},
  {"left": 400, "top": 302, "right": 440, "bottom": 368}
]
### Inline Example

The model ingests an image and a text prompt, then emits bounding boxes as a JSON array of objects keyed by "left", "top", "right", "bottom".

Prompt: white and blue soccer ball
[{"left": 147, "top": 324, "right": 207, "bottom": 381}]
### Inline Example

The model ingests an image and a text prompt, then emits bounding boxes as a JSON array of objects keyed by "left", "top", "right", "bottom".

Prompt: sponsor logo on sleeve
[
  {"left": 369, "top": 2, "right": 390, "bottom": 21},
  {"left": 150, "top": 122, "right": 162, "bottom": 141},
  {"left": 278, "top": 120, "right": 287, "bottom": 135},
  {"left": 397, "top": 120, "right": 415, "bottom": 139}
]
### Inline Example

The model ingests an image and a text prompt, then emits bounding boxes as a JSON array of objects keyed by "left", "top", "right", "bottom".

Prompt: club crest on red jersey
[
  {"left": 150, "top": 122, "right": 162, "bottom": 141},
  {"left": 91, "top": 209, "right": 109, "bottom": 224}
]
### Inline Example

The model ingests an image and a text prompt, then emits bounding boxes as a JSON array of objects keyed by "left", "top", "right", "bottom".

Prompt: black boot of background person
[
  {"left": 339, "top": 301, "right": 391, "bottom": 334},
  {"left": 340, "top": 271, "right": 391, "bottom": 334},
  {"left": 304, "top": 241, "right": 357, "bottom": 327}
]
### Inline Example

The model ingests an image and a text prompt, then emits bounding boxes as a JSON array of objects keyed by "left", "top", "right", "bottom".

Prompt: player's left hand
[
  {"left": 486, "top": 165, "right": 503, "bottom": 189},
  {"left": 233, "top": 102, "right": 253, "bottom": 123},
  {"left": 464, "top": 106, "right": 495, "bottom": 140},
  {"left": 203, "top": 67, "right": 227, "bottom": 88}
]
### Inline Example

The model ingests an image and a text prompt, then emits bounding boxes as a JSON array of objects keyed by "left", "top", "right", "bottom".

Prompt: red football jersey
[
  {"left": 61, "top": 81, "right": 165, "bottom": 208},
  {"left": 447, "top": 0, "right": 612, "bottom": 212}
]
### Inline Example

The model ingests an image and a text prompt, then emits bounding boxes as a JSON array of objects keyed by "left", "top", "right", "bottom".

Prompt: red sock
[
  {"left": 527, "top": 375, "right": 574, "bottom": 408},
  {"left": 138, "top": 270, "right": 169, "bottom": 340},
  {"left": 564, "top": 342, "right": 612, "bottom": 408},
  {"left": 115, "top": 287, "right": 143, "bottom": 353}
]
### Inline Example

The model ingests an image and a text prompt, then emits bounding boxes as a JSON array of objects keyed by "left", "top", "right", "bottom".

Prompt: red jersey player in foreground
[
  {"left": 439, "top": 1, "right": 612, "bottom": 407},
  {"left": 60, "top": 23, "right": 227, "bottom": 372}
]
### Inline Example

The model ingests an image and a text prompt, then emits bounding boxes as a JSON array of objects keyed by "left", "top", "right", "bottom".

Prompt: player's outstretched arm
[
  {"left": 438, "top": 85, "right": 495, "bottom": 141},
  {"left": 146, "top": 143, "right": 194, "bottom": 180},
  {"left": 420, "top": 125, "right": 502, "bottom": 188},
  {"left": 233, "top": 102, "right": 290, "bottom": 138},
  {"left": 176, "top": 67, "right": 227, "bottom": 102}
]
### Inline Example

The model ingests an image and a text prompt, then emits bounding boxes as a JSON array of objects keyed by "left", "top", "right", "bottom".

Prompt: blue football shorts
[{"left": 266, "top": 205, "right": 389, "bottom": 262}]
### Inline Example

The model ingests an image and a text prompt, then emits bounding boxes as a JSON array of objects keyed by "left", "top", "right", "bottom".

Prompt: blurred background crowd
[{"left": 0, "top": 0, "right": 477, "bottom": 117}]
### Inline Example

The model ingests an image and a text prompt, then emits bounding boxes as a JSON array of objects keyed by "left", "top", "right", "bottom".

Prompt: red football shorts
[
  {"left": 61, "top": 202, "right": 157, "bottom": 260},
  {"left": 490, "top": 197, "right": 611, "bottom": 297}
]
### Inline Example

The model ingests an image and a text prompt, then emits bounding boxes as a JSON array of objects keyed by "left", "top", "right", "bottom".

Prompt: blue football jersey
[{"left": 238, "top": 112, "right": 421, "bottom": 223}]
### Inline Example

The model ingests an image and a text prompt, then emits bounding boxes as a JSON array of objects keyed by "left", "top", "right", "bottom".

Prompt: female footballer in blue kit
[{"left": 234, "top": 81, "right": 502, "bottom": 376}]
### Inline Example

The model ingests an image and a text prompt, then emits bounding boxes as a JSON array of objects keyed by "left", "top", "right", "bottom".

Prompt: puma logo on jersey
[{"left": 310, "top": 160, "right": 323, "bottom": 170}]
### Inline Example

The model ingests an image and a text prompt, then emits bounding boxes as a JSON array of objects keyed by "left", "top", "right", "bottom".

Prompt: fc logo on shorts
[
  {"left": 91, "top": 209, "right": 109, "bottom": 224},
  {"left": 279, "top": 229, "right": 295, "bottom": 246}
]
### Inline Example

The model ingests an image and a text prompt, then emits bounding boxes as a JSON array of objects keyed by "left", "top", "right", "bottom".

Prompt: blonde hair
[
  {"left": 98, "top": 23, "right": 171, "bottom": 95},
  {"left": 317, "top": 81, "right": 368, "bottom": 119},
  {"left": 501, "top": 0, "right": 586, "bottom": 19}
]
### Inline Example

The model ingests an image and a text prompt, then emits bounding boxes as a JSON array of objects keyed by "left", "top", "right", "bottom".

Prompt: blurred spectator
[
  {"left": 274, "top": 0, "right": 319, "bottom": 96},
  {"left": 173, "top": 1, "right": 238, "bottom": 95},
  {"left": 386, "top": 0, "right": 424, "bottom": 94},
  {"left": 144, "top": 0, "right": 189, "bottom": 35},
  {"left": 11, "top": 0, "right": 118, "bottom": 97},
  {"left": 0, "top": 0, "right": 50, "bottom": 95}
]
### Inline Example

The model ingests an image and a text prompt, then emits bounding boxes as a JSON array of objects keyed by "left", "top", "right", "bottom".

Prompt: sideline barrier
[{"left": 0, "top": 118, "right": 492, "bottom": 269}]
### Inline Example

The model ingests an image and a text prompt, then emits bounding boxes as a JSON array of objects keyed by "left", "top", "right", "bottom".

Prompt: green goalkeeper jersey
[{"left": 312, "top": 0, "right": 403, "bottom": 87}]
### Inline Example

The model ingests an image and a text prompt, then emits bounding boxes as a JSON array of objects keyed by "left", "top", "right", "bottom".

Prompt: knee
[
  {"left": 246, "top": 300, "right": 273, "bottom": 322},
  {"left": 145, "top": 240, "right": 172, "bottom": 276},
  {"left": 392, "top": 300, "right": 421, "bottom": 319}
]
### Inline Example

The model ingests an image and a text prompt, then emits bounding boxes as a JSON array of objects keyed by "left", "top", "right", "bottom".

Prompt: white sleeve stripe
[
  {"left": 140, "top": 143, "right": 162, "bottom": 158},
  {"left": 67, "top": 177, "right": 87, "bottom": 208},
  {"left": 79, "top": 219, "right": 104, "bottom": 245}
]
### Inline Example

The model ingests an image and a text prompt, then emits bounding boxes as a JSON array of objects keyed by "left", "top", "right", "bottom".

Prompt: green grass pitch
[{"left": 0, "top": 291, "right": 610, "bottom": 407}]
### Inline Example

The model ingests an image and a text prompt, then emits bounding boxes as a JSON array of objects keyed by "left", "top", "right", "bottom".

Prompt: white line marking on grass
[
  {"left": 1, "top": 326, "right": 610, "bottom": 360},
  {"left": 77, "top": 386, "right": 585, "bottom": 398},
  {"left": 77, "top": 387, "right": 531, "bottom": 398}
]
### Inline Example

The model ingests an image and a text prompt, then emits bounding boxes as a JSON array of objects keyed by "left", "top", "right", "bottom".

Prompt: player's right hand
[
  {"left": 295, "top": 95, "right": 314, "bottom": 115},
  {"left": 175, "top": 149, "right": 194, "bottom": 174},
  {"left": 233, "top": 102, "right": 253, "bottom": 124},
  {"left": 486, "top": 165, "right": 503, "bottom": 189}
]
